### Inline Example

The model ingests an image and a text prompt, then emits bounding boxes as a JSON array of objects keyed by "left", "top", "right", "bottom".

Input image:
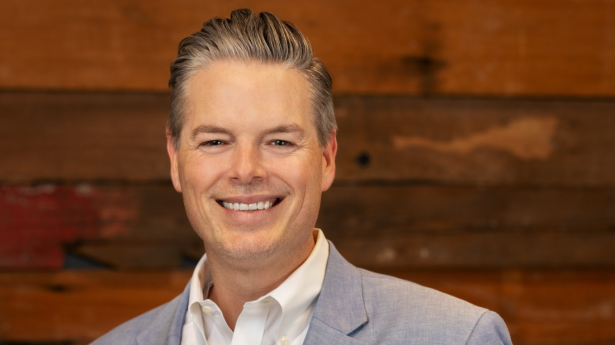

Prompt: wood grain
[
  {"left": 0, "top": 92, "right": 170, "bottom": 182},
  {"left": 390, "top": 269, "right": 615, "bottom": 345},
  {"left": 334, "top": 96, "right": 615, "bottom": 186},
  {"left": 1, "top": 0, "right": 615, "bottom": 96},
  {"left": 1, "top": 270, "right": 614, "bottom": 344},
  {"left": 2, "top": 184, "right": 614, "bottom": 269},
  {"left": 321, "top": 185, "right": 615, "bottom": 269},
  {"left": 4, "top": 92, "right": 615, "bottom": 186},
  {"left": 0, "top": 185, "right": 198, "bottom": 269},
  {"left": 0, "top": 270, "right": 191, "bottom": 344}
]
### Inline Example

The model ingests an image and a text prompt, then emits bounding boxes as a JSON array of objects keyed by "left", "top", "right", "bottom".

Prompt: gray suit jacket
[{"left": 93, "top": 242, "right": 512, "bottom": 344}]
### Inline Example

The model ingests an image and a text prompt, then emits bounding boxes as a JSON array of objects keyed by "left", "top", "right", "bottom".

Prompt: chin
[{"left": 208, "top": 232, "right": 284, "bottom": 261}]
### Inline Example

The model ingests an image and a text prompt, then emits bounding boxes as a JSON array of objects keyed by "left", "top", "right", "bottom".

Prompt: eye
[
  {"left": 202, "top": 140, "right": 224, "bottom": 146},
  {"left": 271, "top": 140, "right": 294, "bottom": 146}
]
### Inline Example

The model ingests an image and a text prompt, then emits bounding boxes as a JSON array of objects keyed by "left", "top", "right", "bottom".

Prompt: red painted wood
[{"left": 0, "top": 185, "right": 98, "bottom": 269}]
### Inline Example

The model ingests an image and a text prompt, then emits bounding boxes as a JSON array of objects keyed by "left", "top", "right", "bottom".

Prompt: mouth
[{"left": 216, "top": 198, "right": 283, "bottom": 212}]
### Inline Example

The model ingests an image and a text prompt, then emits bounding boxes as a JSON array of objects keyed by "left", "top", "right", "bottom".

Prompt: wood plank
[
  {"left": 0, "top": 270, "right": 191, "bottom": 344},
  {"left": 0, "top": 92, "right": 170, "bottom": 182},
  {"left": 0, "top": 185, "right": 199, "bottom": 269},
  {"left": 2, "top": 184, "right": 615, "bottom": 269},
  {"left": 390, "top": 269, "right": 615, "bottom": 345},
  {"left": 321, "top": 185, "right": 615, "bottom": 269},
  {"left": 1, "top": 0, "right": 615, "bottom": 96},
  {"left": 0, "top": 185, "right": 98, "bottom": 269},
  {"left": 4, "top": 92, "right": 615, "bottom": 186},
  {"left": 1, "top": 270, "right": 614, "bottom": 344},
  {"left": 334, "top": 96, "right": 615, "bottom": 186}
]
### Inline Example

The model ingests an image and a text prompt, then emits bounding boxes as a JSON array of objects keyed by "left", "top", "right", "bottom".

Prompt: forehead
[{"left": 183, "top": 60, "right": 312, "bottom": 130}]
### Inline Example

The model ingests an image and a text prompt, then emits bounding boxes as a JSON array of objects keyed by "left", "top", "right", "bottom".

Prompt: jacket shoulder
[
  {"left": 357, "top": 269, "right": 509, "bottom": 344},
  {"left": 359, "top": 268, "right": 486, "bottom": 314},
  {"left": 91, "top": 297, "right": 178, "bottom": 345}
]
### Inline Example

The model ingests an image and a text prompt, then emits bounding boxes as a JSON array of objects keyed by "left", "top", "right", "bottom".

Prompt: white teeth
[{"left": 222, "top": 200, "right": 277, "bottom": 211}]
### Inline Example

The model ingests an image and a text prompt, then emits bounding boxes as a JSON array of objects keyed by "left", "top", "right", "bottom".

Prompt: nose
[{"left": 229, "top": 141, "right": 266, "bottom": 184}]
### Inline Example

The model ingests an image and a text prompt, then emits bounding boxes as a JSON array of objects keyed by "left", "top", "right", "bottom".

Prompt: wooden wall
[{"left": 1, "top": 1, "right": 615, "bottom": 344}]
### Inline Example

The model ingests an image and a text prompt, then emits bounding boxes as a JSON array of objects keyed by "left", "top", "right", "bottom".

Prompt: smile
[{"left": 219, "top": 198, "right": 282, "bottom": 212}]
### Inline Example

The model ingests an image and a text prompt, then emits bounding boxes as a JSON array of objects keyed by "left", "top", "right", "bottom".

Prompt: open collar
[
  {"left": 133, "top": 241, "right": 368, "bottom": 345},
  {"left": 304, "top": 242, "right": 369, "bottom": 345}
]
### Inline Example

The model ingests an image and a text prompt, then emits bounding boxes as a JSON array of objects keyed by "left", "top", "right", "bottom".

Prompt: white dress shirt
[{"left": 180, "top": 229, "right": 329, "bottom": 345}]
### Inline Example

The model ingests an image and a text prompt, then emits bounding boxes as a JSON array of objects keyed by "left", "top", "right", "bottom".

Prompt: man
[{"left": 93, "top": 9, "right": 512, "bottom": 345}]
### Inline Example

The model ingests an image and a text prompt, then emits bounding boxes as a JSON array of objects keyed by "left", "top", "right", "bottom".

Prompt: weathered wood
[
  {"left": 321, "top": 185, "right": 615, "bottom": 269},
  {"left": 1, "top": 0, "right": 615, "bottom": 96},
  {"left": 390, "top": 269, "right": 615, "bottom": 345},
  {"left": 333, "top": 231, "right": 615, "bottom": 270},
  {"left": 4, "top": 92, "right": 615, "bottom": 186},
  {"left": 73, "top": 242, "right": 184, "bottom": 270},
  {"left": 0, "top": 185, "right": 198, "bottom": 269},
  {"left": 0, "top": 185, "right": 98, "bottom": 269},
  {"left": 0, "top": 92, "right": 170, "bottom": 182},
  {"left": 1, "top": 270, "right": 614, "bottom": 344},
  {"left": 334, "top": 96, "right": 615, "bottom": 186},
  {"left": 2, "top": 184, "right": 615, "bottom": 269},
  {"left": 0, "top": 270, "right": 191, "bottom": 344}
]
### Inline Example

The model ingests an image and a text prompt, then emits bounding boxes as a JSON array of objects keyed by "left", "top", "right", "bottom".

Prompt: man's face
[{"left": 167, "top": 61, "right": 336, "bottom": 262}]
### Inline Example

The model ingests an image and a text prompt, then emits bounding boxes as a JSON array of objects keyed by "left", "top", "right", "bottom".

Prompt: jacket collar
[
  {"left": 136, "top": 280, "right": 190, "bottom": 345},
  {"left": 304, "top": 242, "right": 369, "bottom": 345},
  {"left": 135, "top": 241, "right": 367, "bottom": 345}
]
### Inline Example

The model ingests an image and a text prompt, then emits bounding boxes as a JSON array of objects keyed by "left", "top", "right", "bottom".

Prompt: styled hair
[{"left": 167, "top": 9, "right": 336, "bottom": 149}]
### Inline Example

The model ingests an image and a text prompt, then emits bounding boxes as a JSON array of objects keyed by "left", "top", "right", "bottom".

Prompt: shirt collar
[
  {"left": 267, "top": 229, "right": 329, "bottom": 337},
  {"left": 187, "top": 229, "right": 330, "bottom": 338},
  {"left": 188, "top": 249, "right": 212, "bottom": 306}
]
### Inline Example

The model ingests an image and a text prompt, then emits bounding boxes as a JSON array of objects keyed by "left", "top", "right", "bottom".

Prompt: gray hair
[{"left": 167, "top": 9, "right": 336, "bottom": 149}]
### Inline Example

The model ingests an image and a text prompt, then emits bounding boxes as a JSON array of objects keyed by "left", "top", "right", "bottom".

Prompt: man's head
[
  {"left": 167, "top": 8, "right": 336, "bottom": 150},
  {"left": 166, "top": 9, "right": 337, "bottom": 265}
]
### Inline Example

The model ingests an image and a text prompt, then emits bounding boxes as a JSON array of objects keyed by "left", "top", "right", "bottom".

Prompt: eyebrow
[
  {"left": 191, "top": 125, "right": 232, "bottom": 140},
  {"left": 265, "top": 124, "right": 304, "bottom": 135}
]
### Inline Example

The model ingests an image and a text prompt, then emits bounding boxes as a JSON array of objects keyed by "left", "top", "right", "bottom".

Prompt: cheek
[
  {"left": 283, "top": 153, "right": 323, "bottom": 197},
  {"left": 180, "top": 153, "right": 228, "bottom": 195}
]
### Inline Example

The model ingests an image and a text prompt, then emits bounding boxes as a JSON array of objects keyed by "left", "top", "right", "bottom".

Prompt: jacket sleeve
[{"left": 465, "top": 311, "right": 513, "bottom": 345}]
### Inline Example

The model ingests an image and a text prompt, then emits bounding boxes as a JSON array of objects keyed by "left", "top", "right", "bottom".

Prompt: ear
[
  {"left": 166, "top": 129, "right": 182, "bottom": 193},
  {"left": 321, "top": 131, "right": 337, "bottom": 192}
]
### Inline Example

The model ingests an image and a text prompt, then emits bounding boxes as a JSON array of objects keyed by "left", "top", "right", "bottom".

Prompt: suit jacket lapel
[
  {"left": 304, "top": 242, "right": 369, "bottom": 345},
  {"left": 134, "top": 243, "right": 366, "bottom": 345},
  {"left": 136, "top": 280, "right": 190, "bottom": 345}
]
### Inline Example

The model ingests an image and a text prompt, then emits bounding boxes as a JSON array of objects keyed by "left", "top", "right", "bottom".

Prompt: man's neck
[{"left": 205, "top": 232, "right": 316, "bottom": 331}]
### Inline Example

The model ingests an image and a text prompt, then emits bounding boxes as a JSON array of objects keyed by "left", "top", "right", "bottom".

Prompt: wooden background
[{"left": 1, "top": 1, "right": 615, "bottom": 344}]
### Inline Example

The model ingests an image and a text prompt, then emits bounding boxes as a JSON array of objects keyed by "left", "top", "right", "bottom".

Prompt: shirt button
[
  {"left": 279, "top": 336, "right": 289, "bottom": 345},
  {"left": 202, "top": 306, "right": 213, "bottom": 314}
]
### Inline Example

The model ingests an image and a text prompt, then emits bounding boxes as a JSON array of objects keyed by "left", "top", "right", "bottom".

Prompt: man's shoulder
[
  {"left": 355, "top": 268, "right": 510, "bottom": 344},
  {"left": 358, "top": 268, "right": 486, "bottom": 316},
  {"left": 91, "top": 294, "right": 184, "bottom": 345}
]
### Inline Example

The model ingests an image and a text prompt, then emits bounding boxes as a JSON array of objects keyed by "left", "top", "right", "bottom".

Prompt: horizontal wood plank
[
  {"left": 0, "top": 271, "right": 191, "bottom": 344},
  {"left": 4, "top": 92, "right": 615, "bottom": 186},
  {"left": 1, "top": 0, "right": 615, "bottom": 96},
  {"left": 0, "top": 185, "right": 199, "bottom": 269},
  {"left": 1, "top": 270, "right": 614, "bottom": 344},
  {"left": 2, "top": 184, "right": 615, "bottom": 269},
  {"left": 390, "top": 269, "right": 615, "bottom": 345},
  {"left": 334, "top": 96, "right": 615, "bottom": 186},
  {"left": 0, "top": 92, "right": 170, "bottom": 182},
  {"left": 322, "top": 185, "right": 615, "bottom": 269}
]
